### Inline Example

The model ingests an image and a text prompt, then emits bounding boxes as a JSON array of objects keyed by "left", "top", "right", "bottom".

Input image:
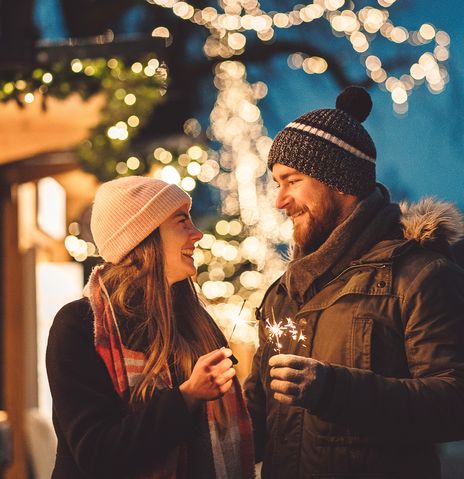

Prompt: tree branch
[{"left": 228, "top": 40, "right": 415, "bottom": 91}]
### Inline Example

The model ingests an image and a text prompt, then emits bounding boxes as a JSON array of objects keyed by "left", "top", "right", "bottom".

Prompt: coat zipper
[{"left": 322, "top": 261, "right": 390, "bottom": 290}]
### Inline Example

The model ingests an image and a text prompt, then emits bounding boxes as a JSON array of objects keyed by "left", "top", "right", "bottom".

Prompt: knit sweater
[{"left": 46, "top": 298, "right": 215, "bottom": 479}]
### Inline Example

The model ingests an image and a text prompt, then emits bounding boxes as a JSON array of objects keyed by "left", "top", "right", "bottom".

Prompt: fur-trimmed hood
[
  {"left": 400, "top": 198, "right": 464, "bottom": 246},
  {"left": 280, "top": 189, "right": 463, "bottom": 305}
]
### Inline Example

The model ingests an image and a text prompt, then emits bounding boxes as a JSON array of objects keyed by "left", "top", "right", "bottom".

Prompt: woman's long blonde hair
[{"left": 99, "top": 228, "right": 227, "bottom": 403}]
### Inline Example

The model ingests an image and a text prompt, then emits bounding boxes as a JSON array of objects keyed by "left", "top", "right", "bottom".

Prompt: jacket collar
[
  {"left": 279, "top": 189, "right": 464, "bottom": 304},
  {"left": 280, "top": 184, "right": 399, "bottom": 303}
]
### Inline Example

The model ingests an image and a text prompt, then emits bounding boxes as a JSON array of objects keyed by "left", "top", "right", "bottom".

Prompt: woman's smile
[{"left": 160, "top": 205, "right": 203, "bottom": 285}]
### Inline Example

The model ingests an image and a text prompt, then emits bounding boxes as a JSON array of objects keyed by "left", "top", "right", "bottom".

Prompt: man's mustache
[{"left": 285, "top": 205, "right": 310, "bottom": 218}]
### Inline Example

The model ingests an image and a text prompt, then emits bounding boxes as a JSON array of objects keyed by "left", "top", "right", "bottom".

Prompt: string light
[
  {"left": 143, "top": 0, "right": 450, "bottom": 110},
  {"left": 127, "top": 156, "right": 140, "bottom": 170},
  {"left": 64, "top": 235, "right": 98, "bottom": 262}
]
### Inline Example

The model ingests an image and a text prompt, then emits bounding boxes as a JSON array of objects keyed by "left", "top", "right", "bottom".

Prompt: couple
[{"left": 47, "top": 87, "right": 464, "bottom": 479}]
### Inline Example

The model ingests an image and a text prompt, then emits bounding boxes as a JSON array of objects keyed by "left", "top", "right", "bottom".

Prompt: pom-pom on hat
[
  {"left": 268, "top": 86, "right": 376, "bottom": 197},
  {"left": 90, "top": 176, "right": 191, "bottom": 263}
]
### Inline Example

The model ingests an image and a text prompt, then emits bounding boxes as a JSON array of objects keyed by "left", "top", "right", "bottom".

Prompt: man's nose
[{"left": 275, "top": 188, "right": 290, "bottom": 210}]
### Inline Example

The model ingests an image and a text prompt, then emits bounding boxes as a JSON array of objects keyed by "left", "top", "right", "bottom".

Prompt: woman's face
[{"left": 159, "top": 204, "right": 203, "bottom": 285}]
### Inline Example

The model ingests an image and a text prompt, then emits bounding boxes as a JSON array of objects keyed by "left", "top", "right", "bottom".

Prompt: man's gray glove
[{"left": 269, "top": 354, "right": 328, "bottom": 413}]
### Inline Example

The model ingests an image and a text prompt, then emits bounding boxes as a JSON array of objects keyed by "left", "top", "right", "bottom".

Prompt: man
[{"left": 244, "top": 86, "right": 464, "bottom": 478}]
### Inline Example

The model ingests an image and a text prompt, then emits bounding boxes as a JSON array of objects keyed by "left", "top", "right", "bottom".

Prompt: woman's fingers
[
  {"left": 208, "top": 360, "right": 235, "bottom": 388},
  {"left": 218, "top": 378, "right": 234, "bottom": 395},
  {"left": 203, "top": 347, "right": 232, "bottom": 362},
  {"left": 216, "top": 366, "right": 236, "bottom": 386},
  {"left": 214, "top": 357, "right": 234, "bottom": 374},
  {"left": 201, "top": 349, "right": 234, "bottom": 375},
  {"left": 182, "top": 347, "right": 237, "bottom": 402}
]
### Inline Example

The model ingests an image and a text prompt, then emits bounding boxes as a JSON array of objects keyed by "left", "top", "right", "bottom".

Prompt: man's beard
[{"left": 292, "top": 201, "right": 342, "bottom": 255}]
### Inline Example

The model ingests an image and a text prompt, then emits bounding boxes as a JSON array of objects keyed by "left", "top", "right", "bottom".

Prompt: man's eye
[{"left": 288, "top": 179, "right": 300, "bottom": 185}]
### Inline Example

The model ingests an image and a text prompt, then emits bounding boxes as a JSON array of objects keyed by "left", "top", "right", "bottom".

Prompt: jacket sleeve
[
  {"left": 243, "top": 318, "right": 268, "bottom": 462},
  {"left": 314, "top": 258, "right": 464, "bottom": 442},
  {"left": 46, "top": 300, "right": 196, "bottom": 478}
]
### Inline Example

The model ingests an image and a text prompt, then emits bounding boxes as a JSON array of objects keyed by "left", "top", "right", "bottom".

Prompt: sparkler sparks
[
  {"left": 285, "top": 317, "right": 298, "bottom": 340},
  {"left": 265, "top": 318, "right": 285, "bottom": 353},
  {"left": 265, "top": 311, "right": 307, "bottom": 352}
]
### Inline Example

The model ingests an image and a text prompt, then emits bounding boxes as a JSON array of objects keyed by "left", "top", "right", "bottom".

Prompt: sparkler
[
  {"left": 227, "top": 299, "right": 247, "bottom": 365},
  {"left": 265, "top": 317, "right": 284, "bottom": 353},
  {"left": 265, "top": 309, "right": 307, "bottom": 353},
  {"left": 285, "top": 317, "right": 298, "bottom": 341},
  {"left": 228, "top": 298, "right": 246, "bottom": 344},
  {"left": 265, "top": 308, "right": 285, "bottom": 353}
]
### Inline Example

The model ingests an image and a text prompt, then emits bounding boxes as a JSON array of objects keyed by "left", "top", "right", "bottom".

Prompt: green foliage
[{"left": 0, "top": 56, "right": 167, "bottom": 181}]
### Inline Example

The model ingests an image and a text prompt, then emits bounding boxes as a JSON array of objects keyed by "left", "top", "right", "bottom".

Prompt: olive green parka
[{"left": 244, "top": 191, "right": 464, "bottom": 479}]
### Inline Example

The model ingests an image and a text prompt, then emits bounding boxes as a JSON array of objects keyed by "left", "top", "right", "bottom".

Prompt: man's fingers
[
  {"left": 269, "top": 353, "right": 315, "bottom": 370},
  {"left": 273, "top": 392, "right": 295, "bottom": 405},
  {"left": 270, "top": 379, "right": 299, "bottom": 396},
  {"left": 269, "top": 366, "right": 302, "bottom": 382},
  {"left": 269, "top": 354, "right": 296, "bottom": 368}
]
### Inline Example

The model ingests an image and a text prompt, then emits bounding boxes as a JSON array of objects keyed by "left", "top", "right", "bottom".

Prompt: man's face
[{"left": 272, "top": 163, "right": 345, "bottom": 253}]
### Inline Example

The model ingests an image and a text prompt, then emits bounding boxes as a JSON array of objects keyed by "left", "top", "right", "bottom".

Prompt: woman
[{"left": 46, "top": 176, "right": 254, "bottom": 479}]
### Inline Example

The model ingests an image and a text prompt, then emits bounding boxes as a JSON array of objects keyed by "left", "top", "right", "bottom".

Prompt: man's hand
[{"left": 269, "top": 354, "right": 327, "bottom": 412}]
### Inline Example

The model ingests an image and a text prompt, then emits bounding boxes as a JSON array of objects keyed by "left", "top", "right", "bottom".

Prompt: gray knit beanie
[{"left": 268, "top": 86, "right": 376, "bottom": 197}]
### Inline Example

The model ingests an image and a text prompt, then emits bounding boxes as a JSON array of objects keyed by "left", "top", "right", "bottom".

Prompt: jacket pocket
[{"left": 350, "top": 317, "right": 373, "bottom": 370}]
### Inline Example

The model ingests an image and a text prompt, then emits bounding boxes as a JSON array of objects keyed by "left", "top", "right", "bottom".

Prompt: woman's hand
[{"left": 179, "top": 348, "right": 236, "bottom": 411}]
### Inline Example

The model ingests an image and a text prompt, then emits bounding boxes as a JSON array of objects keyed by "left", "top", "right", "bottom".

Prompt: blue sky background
[{"left": 35, "top": 0, "right": 463, "bottom": 208}]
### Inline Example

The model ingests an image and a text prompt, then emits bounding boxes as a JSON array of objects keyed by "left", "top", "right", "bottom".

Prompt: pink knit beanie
[{"left": 90, "top": 176, "right": 191, "bottom": 263}]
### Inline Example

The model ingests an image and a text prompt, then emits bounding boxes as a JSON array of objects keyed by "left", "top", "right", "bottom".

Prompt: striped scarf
[{"left": 85, "top": 266, "right": 255, "bottom": 479}]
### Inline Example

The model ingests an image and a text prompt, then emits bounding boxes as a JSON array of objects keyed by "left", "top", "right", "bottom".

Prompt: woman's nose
[{"left": 191, "top": 225, "right": 203, "bottom": 243}]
